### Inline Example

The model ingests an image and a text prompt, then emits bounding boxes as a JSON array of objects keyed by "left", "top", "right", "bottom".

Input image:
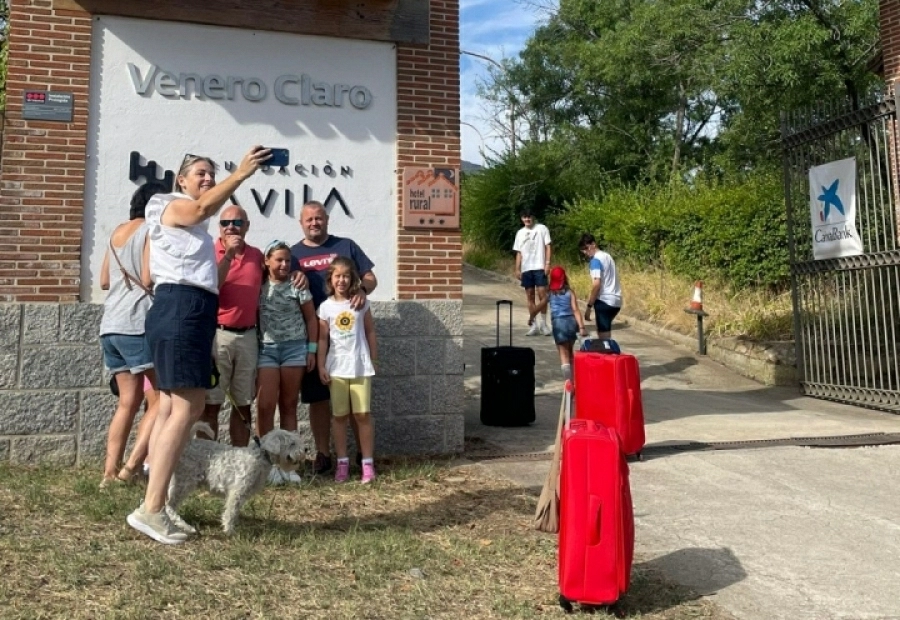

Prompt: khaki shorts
[
  {"left": 329, "top": 376, "right": 372, "bottom": 417},
  {"left": 206, "top": 328, "right": 258, "bottom": 406}
]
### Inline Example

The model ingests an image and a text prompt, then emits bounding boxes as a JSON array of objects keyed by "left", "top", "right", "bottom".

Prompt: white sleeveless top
[{"left": 145, "top": 192, "right": 218, "bottom": 294}]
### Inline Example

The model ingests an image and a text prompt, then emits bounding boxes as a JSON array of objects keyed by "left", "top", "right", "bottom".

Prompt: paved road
[{"left": 462, "top": 265, "right": 900, "bottom": 620}]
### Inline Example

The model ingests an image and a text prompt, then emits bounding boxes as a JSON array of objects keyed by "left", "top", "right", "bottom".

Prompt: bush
[
  {"left": 461, "top": 140, "right": 603, "bottom": 252},
  {"left": 550, "top": 173, "right": 789, "bottom": 290}
]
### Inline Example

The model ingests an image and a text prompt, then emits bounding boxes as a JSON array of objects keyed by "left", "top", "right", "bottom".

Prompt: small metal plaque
[
  {"left": 402, "top": 167, "right": 460, "bottom": 229},
  {"left": 22, "top": 91, "right": 74, "bottom": 122}
]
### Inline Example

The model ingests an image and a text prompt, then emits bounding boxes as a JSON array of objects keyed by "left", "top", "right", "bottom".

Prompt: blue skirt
[{"left": 145, "top": 283, "right": 218, "bottom": 390}]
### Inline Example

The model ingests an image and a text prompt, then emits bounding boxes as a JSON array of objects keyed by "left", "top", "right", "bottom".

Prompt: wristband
[{"left": 308, "top": 342, "right": 318, "bottom": 353}]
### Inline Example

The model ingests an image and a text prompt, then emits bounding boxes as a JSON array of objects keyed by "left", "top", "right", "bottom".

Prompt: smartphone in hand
[{"left": 264, "top": 148, "right": 289, "bottom": 168}]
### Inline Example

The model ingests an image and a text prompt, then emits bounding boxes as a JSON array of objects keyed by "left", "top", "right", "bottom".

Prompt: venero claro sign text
[{"left": 128, "top": 63, "right": 373, "bottom": 109}]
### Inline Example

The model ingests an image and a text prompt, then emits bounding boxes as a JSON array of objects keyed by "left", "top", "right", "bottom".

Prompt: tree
[
  {"left": 491, "top": 0, "right": 880, "bottom": 181},
  {"left": 717, "top": 0, "right": 881, "bottom": 169}
]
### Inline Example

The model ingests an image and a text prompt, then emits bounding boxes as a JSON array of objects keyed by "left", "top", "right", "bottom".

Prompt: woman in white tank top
[{"left": 127, "top": 147, "right": 271, "bottom": 545}]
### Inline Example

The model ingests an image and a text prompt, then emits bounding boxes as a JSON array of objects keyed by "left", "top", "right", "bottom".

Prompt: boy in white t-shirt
[
  {"left": 512, "top": 208, "right": 552, "bottom": 336},
  {"left": 578, "top": 233, "right": 623, "bottom": 340}
]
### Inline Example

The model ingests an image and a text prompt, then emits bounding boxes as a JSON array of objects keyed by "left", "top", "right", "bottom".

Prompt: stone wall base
[
  {"left": 622, "top": 314, "right": 798, "bottom": 387},
  {"left": 0, "top": 301, "right": 464, "bottom": 465}
]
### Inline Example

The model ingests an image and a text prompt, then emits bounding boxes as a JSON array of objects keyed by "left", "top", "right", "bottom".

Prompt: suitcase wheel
[{"left": 558, "top": 594, "right": 573, "bottom": 613}]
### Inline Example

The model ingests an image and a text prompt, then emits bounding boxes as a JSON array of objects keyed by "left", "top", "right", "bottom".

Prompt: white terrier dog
[{"left": 167, "top": 423, "right": 306, "bottom": 535}]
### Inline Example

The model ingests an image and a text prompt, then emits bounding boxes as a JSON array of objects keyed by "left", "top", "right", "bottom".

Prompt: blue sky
[{"left": 460, "top": 0, "right": 550, "bottom": 165}]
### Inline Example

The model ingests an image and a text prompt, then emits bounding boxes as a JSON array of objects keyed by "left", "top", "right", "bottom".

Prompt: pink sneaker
[
  {"left": 334, "top": 460, "right": 350, "bottom": 483},
  {"left": 361, "top": 461, "right": 376, "bottom": 484}
]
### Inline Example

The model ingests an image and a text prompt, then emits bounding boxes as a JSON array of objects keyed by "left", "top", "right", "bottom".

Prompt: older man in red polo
[{"left": 200, "top": 204, "right": 264, "bottom": 446}]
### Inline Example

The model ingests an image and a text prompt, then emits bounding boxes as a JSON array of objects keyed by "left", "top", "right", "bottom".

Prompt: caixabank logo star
[
  {"left": 817, "top": 179, "right": 845, "bottom": 223},
  {"left": 813, "top": 175, "right": 855, "bottom": 243}
]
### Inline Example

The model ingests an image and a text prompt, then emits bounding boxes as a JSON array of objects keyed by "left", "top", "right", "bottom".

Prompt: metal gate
[{"left": 782, "top": 91, "right": 900, "bottom": 412}]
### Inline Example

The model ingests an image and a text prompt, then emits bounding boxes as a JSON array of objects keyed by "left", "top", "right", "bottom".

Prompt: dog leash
[
  {"left": 224, "top": 390, "right": 273, "bottom": 465},
  {"left": 225, "top": 390, "right": 256, "bottom": 438}
]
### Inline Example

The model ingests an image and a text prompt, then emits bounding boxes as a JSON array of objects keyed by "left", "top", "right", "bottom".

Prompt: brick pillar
[
  {"left": 883, "top": 0, "right": 900, "bottom": 87},
  {"left": 0, "top": 0, "right": 92, "bottom": 302},
  {"left": 882, "top": 0, "right": 900, "bottom": 230},
  {"left": 395, "top": 0, "right": 462, "bottom": 301}
]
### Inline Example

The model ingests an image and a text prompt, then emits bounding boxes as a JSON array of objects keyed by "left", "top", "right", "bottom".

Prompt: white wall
[{"left": 82, "top": 16, "right": 397, "bottom": 302}]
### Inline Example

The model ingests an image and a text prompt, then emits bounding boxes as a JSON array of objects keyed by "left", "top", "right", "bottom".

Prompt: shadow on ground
[{"left": 615, "top": 547, "right": 746, "bottom": 616}]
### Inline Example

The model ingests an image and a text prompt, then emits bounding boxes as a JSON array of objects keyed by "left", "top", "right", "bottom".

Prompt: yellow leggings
[{"left": 329, "top": 376, "right": 372, "bottom": 416}]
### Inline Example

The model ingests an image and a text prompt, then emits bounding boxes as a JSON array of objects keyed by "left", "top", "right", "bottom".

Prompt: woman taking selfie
[{"left": 127, "top": 146, "right": 270, "bottom": 545}]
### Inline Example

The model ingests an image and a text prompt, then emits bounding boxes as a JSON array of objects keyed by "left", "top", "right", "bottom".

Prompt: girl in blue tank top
[{"left": 548, "top": 266, "right": 587, "bottom": 380}]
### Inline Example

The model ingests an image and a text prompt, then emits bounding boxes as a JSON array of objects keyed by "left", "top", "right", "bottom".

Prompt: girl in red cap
[{"left": 547, "top": 266, "right": 587, "bottom": 380}]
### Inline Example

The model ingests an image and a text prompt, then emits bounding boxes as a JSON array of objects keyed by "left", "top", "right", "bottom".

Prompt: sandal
[
  {"left": 99, "top": 475, "right": 121, "bottom": 490},
  {"left": 116, "top": 465, "right": 137, "bottom": 483}
]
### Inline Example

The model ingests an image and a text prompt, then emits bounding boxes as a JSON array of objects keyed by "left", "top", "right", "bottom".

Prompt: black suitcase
[{"left": 480, "top": 300, "right": 536, "bottom": 426}]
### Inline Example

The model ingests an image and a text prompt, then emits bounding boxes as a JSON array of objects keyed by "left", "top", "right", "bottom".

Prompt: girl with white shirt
[
  {"left": 127, "top": 147, "right": 269, "bottom": 545},
  {"left": 316, "top": 257, "right": 378, "bottom": 484}
]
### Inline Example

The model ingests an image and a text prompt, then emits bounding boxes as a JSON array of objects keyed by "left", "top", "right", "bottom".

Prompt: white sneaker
[
  {"left": 165, "top": 506, "right": 197, "bottom": 535},
  {"left": 540, "top": 323, "right": 552, "bottom": 336},
  {"left": 526, "top": 324, "right": 540, "bottom": 336},
  {"left": 127, "top": 505, "right": 188, "bottom": 545},
  {"left": 267, "top": 467, "right": 287, "bottom": 486}
]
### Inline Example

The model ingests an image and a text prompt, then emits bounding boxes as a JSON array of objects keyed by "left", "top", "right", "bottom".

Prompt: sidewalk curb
[{"left": 463, "top": 263, "right": 798, "bottom": 387}]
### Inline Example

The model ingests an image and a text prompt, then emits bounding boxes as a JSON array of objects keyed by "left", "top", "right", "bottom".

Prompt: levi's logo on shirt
[{"left": 298, "top": 253, "right": 338, "bottom": 271}]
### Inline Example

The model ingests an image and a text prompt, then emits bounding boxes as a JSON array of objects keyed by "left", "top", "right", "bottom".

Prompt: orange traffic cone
[{"left": 689, "top": 281, "right": 704, "bottom": 312}]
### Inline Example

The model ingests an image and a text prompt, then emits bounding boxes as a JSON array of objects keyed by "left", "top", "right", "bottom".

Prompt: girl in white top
[
  {"left": 127, "top": 147, "right": 269, "bottom": 546},
  {"left": 316, "top": 256, "right": 378, "bottom": 484}
]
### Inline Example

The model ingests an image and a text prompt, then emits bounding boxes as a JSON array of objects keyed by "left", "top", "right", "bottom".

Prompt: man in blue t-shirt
[{"left": 291, "top": 200, "right": 377, "bottom": 474}]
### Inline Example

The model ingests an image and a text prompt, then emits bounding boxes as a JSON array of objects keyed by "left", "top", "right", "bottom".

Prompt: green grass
[
  {"left": 0, "top": 461, "right": 731, "bottom": 619},
  {"left": 463, "top": 242, "right": 514, "bottom": 273}
]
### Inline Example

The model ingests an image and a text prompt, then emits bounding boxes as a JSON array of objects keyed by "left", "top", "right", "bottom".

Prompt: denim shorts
[
  {"left": 520, "top": 269, "right": 548, "bottom": 289},
  {"left": 145, "top": 283, "right": 218, "bottom": 390},
  {"left": 593, "top": 300, "right": 621, "bottom": 333},
  {"left": 258, "top": 339, "right": 309, "bottom": 368},
  {"left": 551, "top": 315, "right": 579, "bottom": 345},
  {"left": 101, "top": 333, "right": 153, "bottom": 374}
]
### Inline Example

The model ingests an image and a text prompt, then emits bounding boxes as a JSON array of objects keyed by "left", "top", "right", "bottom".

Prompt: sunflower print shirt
[{"left": 318, "top": 297, "right": 375, "bottom": 378}]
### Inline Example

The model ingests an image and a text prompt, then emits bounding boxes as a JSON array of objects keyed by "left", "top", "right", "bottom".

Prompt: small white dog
[{"left": 167, "top": 423, "right": 307, "bottom": 535}]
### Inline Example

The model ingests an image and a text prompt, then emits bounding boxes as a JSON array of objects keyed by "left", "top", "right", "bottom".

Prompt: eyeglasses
[{"left": 220, "top": 219, "right": 245, "bottom": 228}]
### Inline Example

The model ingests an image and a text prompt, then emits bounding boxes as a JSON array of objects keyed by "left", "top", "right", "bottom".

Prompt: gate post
[{"left": 882, "top": 0, "right": 900, "bottom": 236}]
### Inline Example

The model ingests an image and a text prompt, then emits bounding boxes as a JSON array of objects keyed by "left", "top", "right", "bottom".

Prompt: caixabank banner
[
  {"left": 81, "top": 16, "right": 397, "bottom": 301},
  {"left": 808, "top": 157, "right": 864, "bottom": 260}
]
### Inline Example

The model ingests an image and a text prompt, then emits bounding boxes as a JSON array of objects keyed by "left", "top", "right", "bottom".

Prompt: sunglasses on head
[{"left": 220, "top": 219, "right": 245, "bottom": 228}]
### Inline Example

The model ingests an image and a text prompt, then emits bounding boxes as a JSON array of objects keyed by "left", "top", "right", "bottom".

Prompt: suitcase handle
[
  {"left": 589, "top": 497, "right": 602, "bottom": 546},
  {"left": 496, "top": 299, "right": 514, "bottom": 347}
]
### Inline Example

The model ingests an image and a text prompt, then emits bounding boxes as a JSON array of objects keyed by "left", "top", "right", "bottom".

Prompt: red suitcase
[
  {"left": 558, "top": 419, "right": 634, "bottom": 611},
  {"left": 572, "top": 351, "right": 646, "bottom": 458}
]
